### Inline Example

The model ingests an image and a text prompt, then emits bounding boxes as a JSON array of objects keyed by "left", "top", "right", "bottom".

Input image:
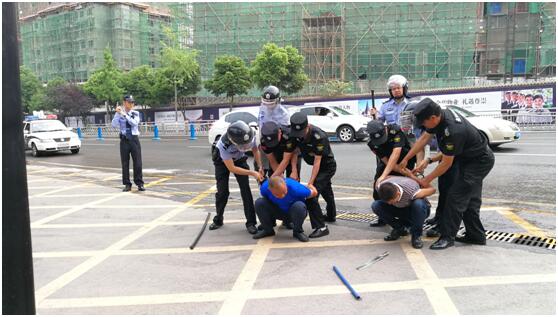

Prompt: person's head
[
  {"left": 413, "top": 98, "right": 442, "bottom": 130},
  {"left": 504, "top": 91, "right": 511, "bottom": 101},
  {"left": 378, "top": 182, "right": 401, "bottom": 205},
  {"left": 533, "top": 95, "right": 544, "bottom": 108},
  {"left": 386, "top": 74, "right": 409, "bottom": 100},
  {"left": 123, "top": 95, "right": 135, "bottom": 112},
  {"left": 519, "top": 93, "right": 525, "bottom": 102},
  {"left": 366, "top": 120, "right": 388, "bottom": 146},
  {"left": 261, "top": 85, "right": 281, "bottom": 109},
  {"left": 268, "top": 176, "right": 287, "bottom": 199},
  {"left": 290, "top": 112, "right": 309, "bottom": 139},
  {"left": 512, "top": 92, "right": 519, "bottom": 101},
  {"left": 525, "top": 94, "right": 533, "bottom": 107},
  {"left": 226, "top": 120, "right": 255, "bottom": 151},
  {"left": 261, "top": 121, "right": 281, "bottom": 148}
]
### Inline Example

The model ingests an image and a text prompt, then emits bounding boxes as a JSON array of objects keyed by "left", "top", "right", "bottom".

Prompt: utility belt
[{"left": 120, "top": 134, "right": 138, "bottom": 141}]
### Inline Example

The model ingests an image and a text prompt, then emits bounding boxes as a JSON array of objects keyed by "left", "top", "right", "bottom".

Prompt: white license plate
[{"left": 58, "top": 142, "right": 69, "bottom": 149}]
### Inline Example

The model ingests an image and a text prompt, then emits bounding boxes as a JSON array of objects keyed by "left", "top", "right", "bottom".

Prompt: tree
[
  {"left": 83, "top": 47, "right": 124, "bottom": 116},
  {"left": 121, "top": 65, "right": 158, "bottom": 111},
  {"left": 48, "top": 84, "right": 94, "bottom": 122},
  {"left": 42, "top": 77, "right": 67, "bottom": 111},
  {"left": 19, "top": 66, "right": 44, "bottom": 113},
  {"left": 205, "top": 55, "right": 252, "bottom": 112},
  {"left": 250, "top": 43, "right": 308, "bottom": 95},
  {"left": 158, "top": 27, "right": 201, "bottom": 121},
  {"left": 321, "top": 80, "right": 353, "bottom": 96}
]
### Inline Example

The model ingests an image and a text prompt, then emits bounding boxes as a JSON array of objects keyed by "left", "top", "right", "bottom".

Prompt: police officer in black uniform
[
  {"left": 261, "top": 121, "right": 302, "bottom": 179},
  {"left": 399, "top": 98, "right": 495, "bottom": 249},
  {"left": 210, "top": 121, "right": 264, "bottom": 234},
  {"left": 273, "top": 112, "right": 336, "bottom": 238}
]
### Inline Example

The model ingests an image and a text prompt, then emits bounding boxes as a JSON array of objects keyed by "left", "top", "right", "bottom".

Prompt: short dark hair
[
  {"left": 533, "top": 94, "right": 544, "bottom": 101},
  {"left": 525, "top": 94, "right": 533, "bottom": 98},
  {"left": 378, "top": 182, "right": 399, "bottom": 201}
]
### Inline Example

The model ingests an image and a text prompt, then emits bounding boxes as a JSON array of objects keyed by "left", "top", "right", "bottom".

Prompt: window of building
[
  {"left": 89, "top": 40, "right": 93, "bottom": 48},
  {"left": 515, "top": 3, "right": 528, "bottom": 13}
]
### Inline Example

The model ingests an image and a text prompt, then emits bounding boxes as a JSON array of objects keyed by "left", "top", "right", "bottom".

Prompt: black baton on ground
[{"left": 190, "top": 212, "right": 211, "bottom": 250}]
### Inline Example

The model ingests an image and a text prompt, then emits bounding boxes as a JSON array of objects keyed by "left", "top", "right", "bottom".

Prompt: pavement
[{"left": 26, "top": 143, "right": 556, "bottom": 315}]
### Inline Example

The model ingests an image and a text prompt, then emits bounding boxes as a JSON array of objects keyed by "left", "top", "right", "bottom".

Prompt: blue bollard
[
  {"left": 96, "top": 127, "right": 104, "bottom": 141},
  {"left": 152, "top": 124, "right": 161, "bottom": 141},
  {"left": 189, "top": 123, "right": 197, "bottom": 140},
  {"left": 77, "top": 127, "right": 83, "bottom": 140}
]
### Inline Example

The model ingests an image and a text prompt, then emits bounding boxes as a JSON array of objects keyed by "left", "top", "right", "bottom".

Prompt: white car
[
  {"left": 23, "top": 120, "right": 81, "bottom": 157},
  {"left": 289, "top": 105, "right": 371, "bottom": 142},
  {"left": 208, "top": 109, "right": 260, "bottom": 146},
  {"left": 445, "top": 105, "right": 521, "bottom": 148}
]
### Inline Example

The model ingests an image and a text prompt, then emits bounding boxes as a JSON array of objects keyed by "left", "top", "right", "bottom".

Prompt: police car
[
  {"left": 445, "top": 105, "right": 521, "bottom": 148},
  {"left": 289, "top": 105, "right": 371, "bottom": 142},
  {"left": 23, "top": 119, "right": 81, "bottom": 157}
]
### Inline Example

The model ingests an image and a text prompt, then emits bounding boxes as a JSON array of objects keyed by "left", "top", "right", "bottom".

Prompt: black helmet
[
  {"left": 387, "top": 74, "right": 409, "bottom": 99},
  {"left": 227, "top": 121, "right": 254, "bottom": 148},
  {"left": 261, "top": 85, "right": 280, "bottom": 107}
]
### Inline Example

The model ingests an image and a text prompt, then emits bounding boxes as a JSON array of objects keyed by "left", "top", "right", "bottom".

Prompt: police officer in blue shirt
[
  {"left": 210, "top": 121, "right": 265, "bottom": 235},
  {"left": 254, "top": 176, "right": 318, "bottom": 242},
  {"left": 111, "top": 95, "right": 144, "bottom": 192}
]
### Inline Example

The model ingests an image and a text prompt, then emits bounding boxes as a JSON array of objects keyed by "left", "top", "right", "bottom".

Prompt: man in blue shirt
[
  {"left": 111, "top": 95, "right": 144, "bottom": 192},
  {"left": 253, "top": 176, "right": 318, "bottom": 242}
]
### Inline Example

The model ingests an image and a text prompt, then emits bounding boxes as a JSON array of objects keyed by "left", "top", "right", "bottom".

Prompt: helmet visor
[{"left": 261, "top": 98, "right": 278, "bottom": 108}]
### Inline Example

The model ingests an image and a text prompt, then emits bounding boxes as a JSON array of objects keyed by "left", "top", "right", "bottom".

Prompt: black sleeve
[
  {"left": 313, "top": 136, "right": 326, "bottom": 156},
  {"left": 261, "top": 144, "right": 274, "bottom": 154},
  {"left": 284, "top": 137, "right": 298, "bottom": 153},
  {"left": 391, "top": 130, "right": 405, "bottom": 148},
  {"left": 439, "top": 130, "right": 464, "bottom": 157}
]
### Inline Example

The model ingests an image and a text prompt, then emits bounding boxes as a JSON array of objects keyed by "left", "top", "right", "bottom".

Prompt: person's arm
[
  {"left": 223, "top": 158, "right": 263, "bottom": 182},
  {"left": 306, "top": 183, "right": 318, "bottom": 199},
  {"left": 123, "top": 111, "right": 140, "bottom": 127},
  {"left": 413, "top": 186, "right": 436, "bottom": 199},
  {"left": 420, "top": 154, "right": 454, "bottom": 187},
  {"left": 399, "top": 132, "right": 433, "bottom": 170},
  {"left": 272, "top": 151, "right": 293, "bottom": 177},
  {"left": 378, "top": 147, "right": 402, "bottom": 183},
  {"left": 111, "top": 109, "right": 122, "bottom": 129},
  {"left": 307, "top": 155, "right": 322, "bottom": 186},
  {"left": 266, "top": 152, "right": 279, "bottom": 172},
  {"left": 252, "top": 146, "right": 264, "bottom": 176},
  {"left": 413, "top": 152, "right": 443, "bottom": 174},
  {"left": 289, "top": 150, "right": 299, "bottom": 180}
]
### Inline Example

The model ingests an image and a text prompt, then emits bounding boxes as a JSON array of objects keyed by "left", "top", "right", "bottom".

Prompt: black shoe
[
  {"left": 455, "top": 235, "right": 486, "bottom": 245},
  {"left": 282, "top": 222, "right": 294, "bottom": 230},
  {"left": 293, "top": 231, "right": 309, "bottom": 242},
  {"left": 123, "top": 184, "right": 132, "bottom": 192},
  {"left": 425, "top": 218, "right": 437, "bottom": 226},
  {"left": 209, "top": 222, "right": 222, "bottom": 230},
  {"left": 370, "top": 219, "right": 386, "bottom": 227},
  {"left": 426, "top": 227, "right": 441, "bottom": 238},
  {"left": 258, "top": 223, "right": 277, "bottom": 231},
  {"left": 309, "top": 226, "right": 329, "bottom": 238},
  {"left": 325, "top": 216, "right": 336, "bottom": 223},
  {"left": 252, "top": 230, "right": 275, "bottom": 239},
  {"left": 412, "top": 236, "right": 423, "bottom": 249},
  {"left": 430, "top": 237, "right": 455, "bottom": 250},
  {"left": 384, "top": 228, "right": 405, "bottom": 241},
  {"left": 247, "top": 225, "right": 258, "bottom": 235},
  {"left": 137, "top": 185, "right": 145, "bottom": 191}
]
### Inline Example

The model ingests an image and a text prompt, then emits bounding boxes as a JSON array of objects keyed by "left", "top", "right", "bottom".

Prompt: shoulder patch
[
  {"left": 316, "top": 144, "right": 324, "bottom": 152},
  {"left": 393, "top": 136, "right": 401, "bottom": 143},
  {"left": 445, "top": 143, "right": 454, "bottom": 151},
  {"left": 314, "top": 133, "right": 321, "bottom": 140},
  {"left": 390, "top": 129, "right": 397, "bottom": 135},
  {"left": 444, "top": 127, "right": 450, "bottom": 137}
]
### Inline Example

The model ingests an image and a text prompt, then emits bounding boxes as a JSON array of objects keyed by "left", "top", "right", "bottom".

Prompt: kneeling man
[{"left": 254, "top": 176, "right": 318, "bottom": 242}]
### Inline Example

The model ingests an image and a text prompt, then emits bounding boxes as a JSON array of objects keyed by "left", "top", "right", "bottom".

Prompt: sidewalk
[{"left": 27, "top": 165, "right": 556, "bottom": 314}]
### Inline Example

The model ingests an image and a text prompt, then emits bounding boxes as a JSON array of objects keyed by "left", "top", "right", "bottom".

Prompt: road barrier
[
  {"left": 96, "top": 127, "right": 104, "bottom": 141},
  {"left": 81, "top": 121, "right": 214, "bottom": 138},
  {"left": 152, "top": 124, "right": 161, "bottom": 141},
  {"left": 77, "top": 127, "right": 83, "bottom": 140}
]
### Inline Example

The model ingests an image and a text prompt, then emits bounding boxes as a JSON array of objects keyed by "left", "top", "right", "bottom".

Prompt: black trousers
[
  {"left": 120, "top": 135, "right": 143, "bottom": 186},
  {"left": 373, "top": 156, "right": 416, "bottom": 200},
  {"left": 440, "top": 150, "right": 495, "bottom": 241},
  {"left": 430, "top": 161, "right": 460, "bottom": 225},
  {"left": 213, "top": 157, "right": 257, "bottom": 227},
  {"left": 304, "top": 159, "right": 336, "bottom": 228},
  {"left": 255, "top": 197, "right": 307, "bottom": 233}
]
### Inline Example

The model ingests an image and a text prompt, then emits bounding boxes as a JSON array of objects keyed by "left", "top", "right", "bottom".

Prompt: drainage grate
[{"left": 337, "top": 211, "right": 556, "bottom": 250}]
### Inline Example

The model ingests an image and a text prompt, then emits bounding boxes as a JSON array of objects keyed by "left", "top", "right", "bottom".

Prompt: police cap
[
  {"left": 261, "top": 121, "right": 280, "bottom": 147},
  {"left": 413, "top": 98, "right": 441, "bottom": 125},
  {"left": 124, "top": 95, "right": 135, "bottom": 103},
  {"left": 366, "top": 120, "right": 388, "bottom": 145},
  {"left": 290, "top": 112, "right": 308, "bottom": 138}
]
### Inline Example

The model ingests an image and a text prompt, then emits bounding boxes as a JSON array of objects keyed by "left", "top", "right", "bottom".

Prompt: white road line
[
  {"left": 187, "top": 145, "right": 211, "bottom": 148},
  {"left": 494, "top": 153, "right": 555, "bottom": 157},
  {"left": 30, "top": 205, "right": 183, "bottom": 209}
]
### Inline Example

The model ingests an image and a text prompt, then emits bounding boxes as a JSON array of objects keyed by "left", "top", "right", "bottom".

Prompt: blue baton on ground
[{"left": 333, "top": 265, "right": 361, "bottom": 300}]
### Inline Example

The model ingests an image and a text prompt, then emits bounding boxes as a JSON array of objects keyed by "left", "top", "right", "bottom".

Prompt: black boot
[{"left": 430, "top": 237, "right": 455, "bottom": 250}]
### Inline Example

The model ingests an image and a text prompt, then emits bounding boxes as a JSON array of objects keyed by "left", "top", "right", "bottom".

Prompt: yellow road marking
[
  {"left": 32, "top": 219, "right": 247, "bottom": 230},
  {"left": 496, "top": 208, "right": 549, "bottom": 237},
  {"left": 401, "top": 242, "right": 459, "bottom": 315},
  {"left": 37, "top": 273, "right": 555, "bottom": 309},
  {"left": 35, "top": 184, "right": 216, "bottom": 304}
]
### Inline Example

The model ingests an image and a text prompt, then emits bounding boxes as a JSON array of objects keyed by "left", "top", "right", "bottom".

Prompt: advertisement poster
[
  {"left": 154, "top": 111, "right": 185, "bottom": 123},
  {"left": 422, "top": 92, "right": 502, "bottom": 113},
  {"left": 500, "top": 88, "right": 554, "bottom": 124},
  {"left": 358, "top": 98, "right": 390, "bottom": 117}
]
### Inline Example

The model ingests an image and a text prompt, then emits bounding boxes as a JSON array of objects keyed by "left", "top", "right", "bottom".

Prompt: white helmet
[{"left": 386, "top": 74, "right": 409, "bottom": 99}]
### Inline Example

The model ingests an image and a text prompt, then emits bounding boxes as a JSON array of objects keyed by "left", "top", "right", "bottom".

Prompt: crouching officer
[
  {"left": 261, "top": 121, "right": 302, "bottom": 180},
  {"left": 273, "top": 112, "right": 336, "bottom": 238},
  {"left": 210, "top": 121, "right": 264, "bottom": 234},
  {"left": 399, "top": 98, "right": 495, "bottom": 249},
  {"left": 111, "top": 95, "right": 144, "bottom": 192}
]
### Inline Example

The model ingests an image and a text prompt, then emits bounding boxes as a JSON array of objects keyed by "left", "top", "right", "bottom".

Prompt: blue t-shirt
[{"left": 260, "top": 178, "right": 311, "bottom": 213}]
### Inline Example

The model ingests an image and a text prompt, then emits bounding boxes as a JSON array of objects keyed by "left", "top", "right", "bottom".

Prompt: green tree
[
  {"left": 48, "top": 84, "right": 94, "bottom": 122},
  {"left": 83, "top": 47, "right": 124, "bottom": 115},
  {"left": 205, "top": 55, "right": 252, "bottom": 112},
  {"left": 19, "top": 66, "right": 44, "bottom": 113},
  {"left": 250, "top": 43, "right": 308, "bottom": 95},
  {"left": 158, "top": 28, "right": 201, "bottom": 121},
  {"left": 42, "top": 77, "right": 67, "bottom": 111},
  {"left": 121, "top": 65, "right": 158, "bottom": 111},
  {"left": 321, "top": 80, "right": 353, "bottom": 96}
]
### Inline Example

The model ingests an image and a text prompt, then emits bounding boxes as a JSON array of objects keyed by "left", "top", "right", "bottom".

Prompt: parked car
[
  {"left": 208, "top": 109, "right": 260, "bottom": 146},
  {"left": 445, "top": 105, "right": 521, "bottom": 148},
  {"left": 23, "top": 119, "right": 81, "bottom": 157},
  {"left": 289, "top": 105, "right": 371, "bottom": 142}
]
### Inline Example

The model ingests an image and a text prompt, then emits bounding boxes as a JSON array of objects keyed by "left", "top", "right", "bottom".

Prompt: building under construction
[
  {"left": 18, "top": 2, "right": 192, "bottom": 83},
  {"left": 192, "top": 2, "right": 556, "bottom": 96}
]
